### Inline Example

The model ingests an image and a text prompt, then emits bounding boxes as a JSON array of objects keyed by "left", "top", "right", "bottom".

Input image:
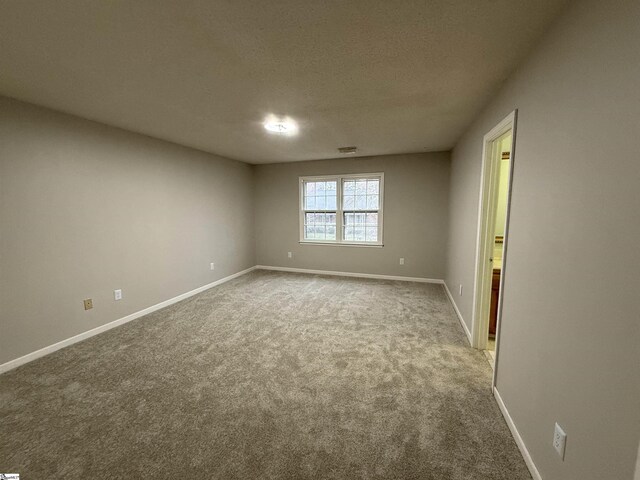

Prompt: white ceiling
[{"left": 0, "top": 0, "right": 568, "bottom": 164}]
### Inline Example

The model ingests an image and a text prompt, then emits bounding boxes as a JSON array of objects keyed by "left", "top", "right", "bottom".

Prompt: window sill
[{"left": 299, "top": 241, "right": 384, "bottom": 248}]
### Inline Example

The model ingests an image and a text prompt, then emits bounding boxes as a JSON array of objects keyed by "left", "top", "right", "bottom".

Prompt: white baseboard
[
  {"left": 0, "top": 266, "right": 256, "bottom": 374},
  {"left": 494, "top": 387, "right": 542, "bottom": 480},
  {"left": 255, "top": 265, "right": 444, "bottom": 284},
  {"left": 443, "top": 281, "right": 472, "bottom": 345}
]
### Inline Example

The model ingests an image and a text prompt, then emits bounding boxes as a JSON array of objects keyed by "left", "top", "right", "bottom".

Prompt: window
[{"left": 299, "top": 173, "right": 384, "bottom": 246}]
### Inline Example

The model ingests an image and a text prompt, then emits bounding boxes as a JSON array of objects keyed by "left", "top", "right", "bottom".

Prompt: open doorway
[
  {"left": 471, "top": 111, "right": 517, "bottom": 384},
  {"left": 484, "top": 131, "right": 511, "bottom": 367}
]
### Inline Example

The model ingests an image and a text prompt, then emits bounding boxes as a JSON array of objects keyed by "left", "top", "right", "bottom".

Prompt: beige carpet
[{"left": 0, "top": 270, "right": 531, "bottom": 479}]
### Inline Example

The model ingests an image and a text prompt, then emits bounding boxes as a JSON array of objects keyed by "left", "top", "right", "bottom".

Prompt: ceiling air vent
[{"left": 338, "top": 146, "right": 357, "bottom": 154}]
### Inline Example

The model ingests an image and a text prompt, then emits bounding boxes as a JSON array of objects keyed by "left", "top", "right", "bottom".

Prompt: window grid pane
[
  {"left": 303, "top": 209, "right": 337, "bottom": 241},
  {"left": 341, "top": 179, "right": 380, "bottom": 212},
  {"left": 365, "top": 226, "right": 378, "bottom": 242},
  {"left": 304, "top": 180, "right": 337, "bottom": 212},
  {"left": 342, "top": 211, "right": 379, "bottom": 242}
]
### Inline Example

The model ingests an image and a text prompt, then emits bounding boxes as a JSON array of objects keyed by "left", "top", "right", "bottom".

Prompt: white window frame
[{"left": 299, "top": 172, "right": 384, "bottom": 247}]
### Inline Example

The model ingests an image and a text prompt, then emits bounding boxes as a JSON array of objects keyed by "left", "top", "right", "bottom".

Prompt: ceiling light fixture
[{"left": 263, "top": 115, "right": 298, "bottom": 136}]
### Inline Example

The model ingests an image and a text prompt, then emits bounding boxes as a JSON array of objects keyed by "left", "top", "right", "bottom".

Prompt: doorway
[{"left": 471, "top": 111, "right": 517, "bottom": 386}]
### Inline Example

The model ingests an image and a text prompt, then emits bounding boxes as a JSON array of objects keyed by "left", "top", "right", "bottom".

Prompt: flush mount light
[
  {"left": 264, "top": 122, "right": 289, "bottom": 133},
  {"left": 263, "top": 115, "right": 298, "bottom": 136}
]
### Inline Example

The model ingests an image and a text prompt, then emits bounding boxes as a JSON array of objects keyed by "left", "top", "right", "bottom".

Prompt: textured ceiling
[{"left": 0, "top": 0, "right": 568, "bottom": 164}]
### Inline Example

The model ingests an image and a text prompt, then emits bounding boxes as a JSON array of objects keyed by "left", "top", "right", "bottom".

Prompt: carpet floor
[{"left": 0, "top": 270, "right": 531, "bottom": 479}]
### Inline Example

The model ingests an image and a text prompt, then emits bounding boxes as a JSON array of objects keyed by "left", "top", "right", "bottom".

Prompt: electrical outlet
[
  {"left": 553, "top": 423, "right": 567, "bottom": 460},
  {"left": 459, "top": 284, "right": 463, "bottom": 296},
  {"left": 287, "top": 252, "right": 292, "bottom": 258},
  {"left": 210, "top": 262, "right": 215, "bottom": 270},
  {"left": 114, "top": 289, "right": 122, "bottom": 301},
  {"left": 83, "top": 299, "right": 93, "bottom": 310},
  {"left": 399, "top": 257, "right": 405, "bottom": 265}
]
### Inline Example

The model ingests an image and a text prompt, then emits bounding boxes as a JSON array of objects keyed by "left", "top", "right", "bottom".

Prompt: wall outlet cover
[
  {"left": 83, "top": 299, "right": 93, "bottom": 310},
  {"left": 553, "top": 422, "right": 567, "bottom": 460},
  {"left": 114, "top": 289, "right": 123, "bottom": 301}
]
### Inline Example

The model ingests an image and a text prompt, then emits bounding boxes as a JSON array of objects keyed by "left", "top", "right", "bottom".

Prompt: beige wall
[
  {"left": 0, "top": 97, "right": 255, "bottom": 365},
  {"left": 254, "top": 153, "right": 450, "bottom": 279},
  {"left": 445, "top": 0, "right": 640, "bottom": 479}
]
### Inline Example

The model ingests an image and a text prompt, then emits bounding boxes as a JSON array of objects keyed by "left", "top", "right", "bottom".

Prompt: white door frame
[{"left": 470, "top": 110, "right": 517, "bottom": 387}]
